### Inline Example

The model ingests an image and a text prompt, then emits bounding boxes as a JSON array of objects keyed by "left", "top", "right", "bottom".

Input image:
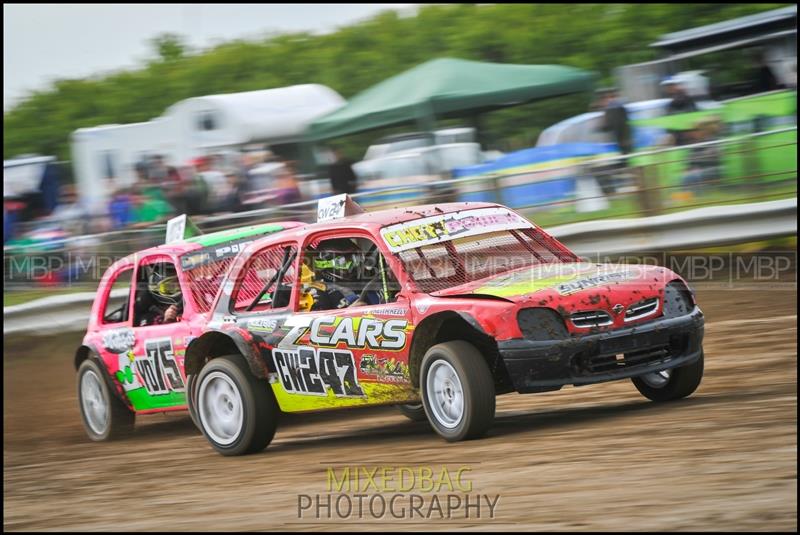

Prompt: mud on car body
[{"left": 177, "top": 201, "right": 704, "bottom": 456}]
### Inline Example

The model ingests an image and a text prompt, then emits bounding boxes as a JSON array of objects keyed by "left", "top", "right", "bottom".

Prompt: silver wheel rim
[
  {"left": 198, "top": 371, "right": 244, "bottom": 446},
  {"left": 426, "top": 360, "right": 464, "bottom": 429},
  {"left": 641, "top": 369, "right": 672, "bottom": 388},
  {"left": 404, "top": 403, "right": 423, "bottom": 410},
  {"left": 81, "top": 370, "right": 108, "bottom": 435}
]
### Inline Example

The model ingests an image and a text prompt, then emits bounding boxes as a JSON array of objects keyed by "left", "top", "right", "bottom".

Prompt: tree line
[{"left": 3, "top": 3, "right": 789, "bottom": 164}]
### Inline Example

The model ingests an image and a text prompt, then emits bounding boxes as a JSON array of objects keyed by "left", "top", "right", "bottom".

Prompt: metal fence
[{"left": 4, "top": 127, "right": 797, "bottom": 294}]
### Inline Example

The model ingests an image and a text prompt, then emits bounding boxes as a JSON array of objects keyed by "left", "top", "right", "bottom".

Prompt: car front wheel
[
  {"left": 632, "top": 350, "right": 704, "bottom": 402},
  {"left": 421, "top": 341, "right": 495, "bottom": 441}
]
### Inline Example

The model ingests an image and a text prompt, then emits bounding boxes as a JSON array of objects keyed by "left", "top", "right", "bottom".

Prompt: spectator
[
  {"left": 176, "top": 162, "right": 209, "bottom": 215},
  {"left": 661, "top": 77, "right": 699, "bottom": 146},
  {"left": 108, "top": 187, "right": 134, "bottom": 230},
  {"left": 132, "top": 162, "right": 174, "bottom": 225},
  {"left": 662, "top": 77, "right": 698, "bottom": 115},
  {"left": 51, "top": 184, "right": 90, "bottom": 235},
  {"left": 592, "top": 88, "right": 633, "bottom": 195},
  {"left": 598, "top": 88, "right": 633, "bottom": 155},
  {"left": 274, "top": 161, "right": 302, "bottom": 205},
  {"left": 678, "top": 117, "right": 723, "bottom": 198},
  {"left": 148, "top": 155, "right": 191, "bottom": 215},
  {"left": 217, "top": 170, "right": 244, "bottom": 213},
  {"left": 755, "top": 51, "right": 784, "bottom": 93},
  {"left": 328, "top": 148, "right": 358, "bottom": 195},
  {"left": 195, "top": 156, "right": 227, "bottom": 213}
]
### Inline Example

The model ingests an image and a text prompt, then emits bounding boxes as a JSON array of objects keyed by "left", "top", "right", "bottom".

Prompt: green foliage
[{"left": 3, "top": 4, "right": 790, "bottom": 163}]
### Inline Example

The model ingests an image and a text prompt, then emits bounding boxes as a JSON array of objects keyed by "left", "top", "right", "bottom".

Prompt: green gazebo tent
[{"left": 306, "top": 57, "right": 596, "bottom": 141}]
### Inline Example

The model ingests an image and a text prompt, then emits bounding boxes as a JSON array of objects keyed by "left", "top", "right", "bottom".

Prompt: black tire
[
  {"left": 77, "top": 358, "right": 135, "bottom": 441},
  {"left": 632, "top": 350, "right": 704, "bottom": 402},
  {"left": 186, "top": 373, "right": 202, "bottom": 431},
  {"left": 398, "top": 403, "right": 427, "bottom": 422},
  {"left": 195, "top": 354, "right": 278, "bottom": 456},
  {"left": 420, "top": 341, "right": 496, "bottom": 441}
]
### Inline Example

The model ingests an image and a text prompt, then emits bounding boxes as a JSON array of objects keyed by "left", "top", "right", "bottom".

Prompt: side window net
[{"left": 233, "top": 245, "right": 297, "bottom": 312}]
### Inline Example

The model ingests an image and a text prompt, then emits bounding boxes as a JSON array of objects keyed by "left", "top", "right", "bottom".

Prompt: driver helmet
[
  {"left": 147, "top": 264, "right": 182, "bottom": 305},
  {"left": 312, "top": 239, "right": 362, "bottom": 283}
]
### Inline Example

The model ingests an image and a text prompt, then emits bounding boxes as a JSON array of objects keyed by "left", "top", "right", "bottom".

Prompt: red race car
[{"left": 76, "top": 201, "right": 704, "bottom": 455}]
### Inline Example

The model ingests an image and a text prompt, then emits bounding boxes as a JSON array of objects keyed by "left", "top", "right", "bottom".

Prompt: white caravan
[{"left": 71, "top": 84, "right": 345, "bottom": 213}]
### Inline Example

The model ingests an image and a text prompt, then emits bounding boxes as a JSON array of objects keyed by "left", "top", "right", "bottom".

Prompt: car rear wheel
[
  {"left": 632, "top": 350, "right": 704, "bottom": 402},
  {"left": 398, "top": 403, "right": 427, "bottom": 422},
  {"left": 421, "top": 341, "right": 495, "bottom": 441},
  {"left": 77, "top": 359, "right": 135, "bottom": 441},
  {"left": 196, "top": 354, "right": 278, "bottom": 456}
]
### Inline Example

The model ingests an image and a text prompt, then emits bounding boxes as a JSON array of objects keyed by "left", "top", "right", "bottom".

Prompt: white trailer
[{"left": 71, "top": 84, "right": 345, "bottom": 214}]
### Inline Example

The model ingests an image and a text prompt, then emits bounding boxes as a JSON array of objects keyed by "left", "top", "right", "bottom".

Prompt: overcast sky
[{"left": 3, "top": 3, "right": 416, "bottom": 110}]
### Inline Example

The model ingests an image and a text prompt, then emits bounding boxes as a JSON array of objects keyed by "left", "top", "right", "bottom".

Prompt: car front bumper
[{"left": 498, "top": 307, "right": 705, "bottom": 393}]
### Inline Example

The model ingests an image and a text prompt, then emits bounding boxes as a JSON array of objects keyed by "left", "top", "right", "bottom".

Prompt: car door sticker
[
  {"left": 136, "top": 338, "right": 186, "bottom": 395},
  {"left": 262, "top": 314, "right": 413, "bottom": 397},
  {"left": 272, "top": 347, "right": 364, "bottom": 397},
  {"left": 102, "top": 327, "right": 135, "bottom": 353}
]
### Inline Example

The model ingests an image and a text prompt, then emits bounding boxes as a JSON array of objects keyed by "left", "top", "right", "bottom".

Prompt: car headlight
[
  {"left": 662, "top": 280, "right": 695, "bottom": 318},
  {"left": 517, "top": 307, "right": 568, "bottom": 340}
]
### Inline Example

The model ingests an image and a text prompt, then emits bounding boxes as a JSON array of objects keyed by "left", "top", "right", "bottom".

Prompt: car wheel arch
[
  {"left": 408, "top": 311, "right": 510, "bottom": 391},
  {"left": 185, "top": 330, "right": 270, "bottom": 380},
  {"left": 74, "top": 344, "right": 94, "bottom": 371},
  {"left": 74, "top": 343, "right": 132, "bottom": 408}
]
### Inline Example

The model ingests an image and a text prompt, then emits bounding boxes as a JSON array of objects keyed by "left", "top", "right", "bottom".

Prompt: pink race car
[{"left": 76, "top": 202, "right": 704, "bottom": 456}]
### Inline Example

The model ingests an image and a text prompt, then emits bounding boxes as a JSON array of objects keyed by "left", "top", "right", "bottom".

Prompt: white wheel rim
[
  {"left": 198, "top": 371, "right": 244, "bottom": 446},
  {"left": 81, "top": 370, "right": 108, "bottom": 435},
  {"left": 641, "top": 369, "right": 672, "bottom": 388},
  {"left": 426, "top": 360, "right": 464, "bottom": 429}
]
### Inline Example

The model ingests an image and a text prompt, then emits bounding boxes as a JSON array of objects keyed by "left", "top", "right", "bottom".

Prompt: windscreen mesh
[{"left": 397, "top": 228, "right": 576, "bottom": 294}]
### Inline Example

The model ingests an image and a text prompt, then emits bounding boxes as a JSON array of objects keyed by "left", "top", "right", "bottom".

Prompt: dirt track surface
[{"left": 4, "top": 287, "right": 797, "bottom": 531}]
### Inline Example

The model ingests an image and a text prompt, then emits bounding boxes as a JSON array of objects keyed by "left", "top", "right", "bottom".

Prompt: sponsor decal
[
  {"left": 135, "top": 338, "right": 186, "bottom": 395},
  {"left": 116, "top": 350, "right": 142, "bottom": 392},
  {"left": 369, "top": 306, "right": 408, "bottom": 317},
  {"left": 359, "top": 355, "right": 410, "bottom": 383},
  {"left": 248, "top": 317, "right": 279, "bottom": 332},
  {"left": 473, "top": 264, "right": 641, "bottom": 298},
  {"left": 279, "top": 316, "right": 408, "bottom": 350},
  {"left": 272, "top": 346, "right": 364, "bottom": 397},
  {"left": 380, "top": 207, "right": 532, "bottom": 253},
  {"left": 102, "top": 328, "right": 135, "bottom": 353},
  {"left": 556, "top": 271, "right": 635, "bottom": 295},
  {"left": 181, "top": 238, "right": 258, "bottom": 271},
  {"left": 310, "top": 317, "right": 408, "bottom": 350},
  {"left": 180, "top": 251, "right": 211, "bottom": 271}
]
